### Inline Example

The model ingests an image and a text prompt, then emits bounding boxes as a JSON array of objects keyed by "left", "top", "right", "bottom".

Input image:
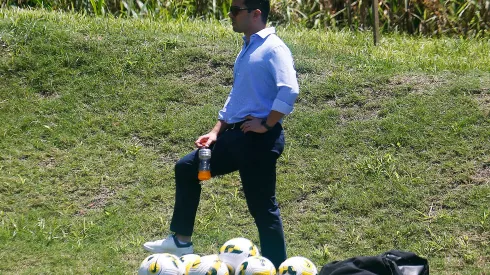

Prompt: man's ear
[{"left": 252, "top": 9, "right": 262, "bottom": 21}]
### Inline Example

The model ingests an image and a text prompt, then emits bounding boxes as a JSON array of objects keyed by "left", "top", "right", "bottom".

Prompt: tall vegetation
[{"left": 1, "top": 0, "right": 489, "bottom": 37}]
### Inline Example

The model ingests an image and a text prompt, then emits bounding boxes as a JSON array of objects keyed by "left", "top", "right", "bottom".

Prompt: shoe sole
[{"left": 142, "top": 244, "right": 193, "bottom": 256}]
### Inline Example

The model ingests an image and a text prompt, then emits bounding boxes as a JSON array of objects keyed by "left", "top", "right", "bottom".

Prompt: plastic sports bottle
[{"left": 198, "top": 148, "right": 212, "bottom": 181}]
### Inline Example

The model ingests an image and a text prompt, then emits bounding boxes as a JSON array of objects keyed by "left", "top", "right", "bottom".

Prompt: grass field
[{"left": 0, "top": 8, "right": 489, "bottom": 274}]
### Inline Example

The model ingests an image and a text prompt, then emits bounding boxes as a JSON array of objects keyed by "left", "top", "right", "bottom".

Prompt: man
[{"left": 143, "top": 0, "right": 299, "bottom": 268}]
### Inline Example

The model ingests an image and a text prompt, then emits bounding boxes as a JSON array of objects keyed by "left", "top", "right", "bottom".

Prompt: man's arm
[
  {"left": 263, "top": 110, "right": 284, "bottom": 129},
  {"left": 195, "top": 120, "right": 228, "bottom": 148},
  {"left": 268, "top": 45, "right": 299, "bottom": 118},
  {"left": 240, "top": 111, "right": 284, "bottom": 133},
  {"left": 241, "top": 44, "right": 299, "bottom": 134}
]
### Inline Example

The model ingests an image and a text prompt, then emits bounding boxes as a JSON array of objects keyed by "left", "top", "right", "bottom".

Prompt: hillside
[{"left": 0, "top": 9, "right": 489, "bottom": 274}]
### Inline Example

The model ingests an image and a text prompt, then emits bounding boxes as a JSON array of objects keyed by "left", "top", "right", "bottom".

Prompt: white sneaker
[{"left": 142, "top": 234, "right": 194, "bottom": 256}]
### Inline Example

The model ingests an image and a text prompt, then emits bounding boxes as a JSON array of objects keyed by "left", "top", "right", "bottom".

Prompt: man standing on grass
[{"left": 143, "top": 0, "right": 299, "bottom": 268}]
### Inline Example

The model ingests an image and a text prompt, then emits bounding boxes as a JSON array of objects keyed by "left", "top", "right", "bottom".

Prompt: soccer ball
[
  {"left": 278, "top": 257, "right": 317, "bottom": 275},
  {"left": 180, "top": 254, "right": 201, "bottom": 275},
  {"left": 235, "top": 256, "right": 276, "bottom": 275},
  {"left": 202, "top": 254, "right": 220, "bottom": 262},
  {"left": 218, "top": 238, "right": 260, "bottom": 274},
  {"left": 187, "top": 254, "right": 229, "bottom": 275},
  {"left": 139, "top": 253, "right": 185, "bottom": 275}
]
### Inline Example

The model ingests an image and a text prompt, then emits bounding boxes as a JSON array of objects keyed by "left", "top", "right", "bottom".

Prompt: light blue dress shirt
[{"left": 218, "top": 27, "right": 299, "bottom": 124}]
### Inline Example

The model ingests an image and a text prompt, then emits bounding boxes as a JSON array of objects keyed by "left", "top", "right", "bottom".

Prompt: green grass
[{"left": 1, "top": 8, "right": 489, "bottom": 274}]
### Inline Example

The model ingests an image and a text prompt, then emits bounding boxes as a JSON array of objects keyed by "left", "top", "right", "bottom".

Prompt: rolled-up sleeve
[
  {"left": 268, "top": 45, "right": 299, "bottom": 115},
  {"left": 217, "top": 95, "right": 231, "bottom": 121}
]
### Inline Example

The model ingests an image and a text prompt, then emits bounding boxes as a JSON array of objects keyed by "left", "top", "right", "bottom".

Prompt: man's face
[{"left": 229, "top": 0, "right": 252, "bottom": 34}]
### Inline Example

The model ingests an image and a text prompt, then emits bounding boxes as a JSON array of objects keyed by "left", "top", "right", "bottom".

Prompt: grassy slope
[{"left": 0, "top": 9, "right": 489, "bottom": 274}]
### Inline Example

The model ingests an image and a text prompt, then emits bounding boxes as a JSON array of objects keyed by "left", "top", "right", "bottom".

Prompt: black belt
[{"left": 227, "top": 120, "right": 246, "bottom": 130}]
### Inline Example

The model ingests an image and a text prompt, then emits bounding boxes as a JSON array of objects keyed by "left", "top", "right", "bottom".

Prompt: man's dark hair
[{"left": 244, "top": 0, "right": 270, "bottom": 24}]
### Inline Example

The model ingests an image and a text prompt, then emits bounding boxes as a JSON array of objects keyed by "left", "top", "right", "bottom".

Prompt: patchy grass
[{"left": 0, "top": 9, "right": 489, "bottom": 275}]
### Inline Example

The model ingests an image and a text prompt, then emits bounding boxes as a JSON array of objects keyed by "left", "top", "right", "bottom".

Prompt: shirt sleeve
[
  {"left": 267, "top": 44, "right": 299, "bottom": 115},
  {"left": 217, "top": 95, "right": 231, "bottom": 121}
]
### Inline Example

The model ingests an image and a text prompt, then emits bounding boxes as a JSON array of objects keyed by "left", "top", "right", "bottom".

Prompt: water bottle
[{"left": 198, "top": 148, "right": 212, "bottom": 181}]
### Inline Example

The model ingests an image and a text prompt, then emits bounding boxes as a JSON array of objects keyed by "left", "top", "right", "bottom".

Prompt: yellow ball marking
[
  {"left": 149, "top": 262, "right": 161, "bottom": 274},
  {"left": 250, "top": 246, "right": 258, "bottom": 256},
  {"left": 191, "top": 258, "right": 201, "bottom": 268}
]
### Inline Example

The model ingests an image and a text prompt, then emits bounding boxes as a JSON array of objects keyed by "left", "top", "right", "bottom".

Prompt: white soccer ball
[
  {"left": 278, "top": 257, "right": 317, "bottom": 275},
  {"left": 138, "top": 253, "right": 185, "bottom": 275},
  {"left": 218, "top": 237, "right": 260, "bottom": 274},
  {"left": 202, "top": 254, "right": 220, "bottom": 262},
  {"left": 187, "top": 254, "right": 229, "bottom": 275},
  {"left": 180, "top": 254, "right": 201, "bottom": 275},
  {"left": 235, "top": 256, "right": 276, "bottom": 275}
]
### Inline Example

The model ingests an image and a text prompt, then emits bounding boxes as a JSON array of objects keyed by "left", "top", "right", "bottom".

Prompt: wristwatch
[{"left": 261, "top": 120, "right": 273, "bottom": 131}]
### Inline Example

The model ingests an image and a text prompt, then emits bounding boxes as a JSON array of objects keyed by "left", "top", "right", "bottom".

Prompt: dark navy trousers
[{"left": 170, "top": 123, "right": 286, "bottom": 268}]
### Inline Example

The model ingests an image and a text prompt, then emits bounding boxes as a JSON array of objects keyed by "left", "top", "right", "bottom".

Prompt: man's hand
[
  {"left": 195, "top": 132, "right": 218, "bottom": 148},
  {"left": 240, "top": 116, "right": 268, "bottom": 134},
  {"left": 195, "top": 120, "right": 227, "bottom": 148}
]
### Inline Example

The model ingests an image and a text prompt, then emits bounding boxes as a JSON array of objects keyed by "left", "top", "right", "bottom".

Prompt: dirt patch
[
  {"left": 77, "top": 186, "right": 117, "bottom": 216},
  {"left": 87, "top": 186, "right": 115, "bottom": 209},
  {"left": 339, "top": 105, "right": 380, "bottom": 124},
  {"left": 158, "top": 153, "right": 181, "bottom": 165},
  {"left": 39, "top": 157, "right": 56, "bottom": 169},
  {"left": 37, "top": 89, "right": 60, "bottom": 99},
  {"left": 387, "top": 74, "right": 448, "bottom": 94},
  {"left": 131, "top": 134, "right": 159, "bottom": 149},
  {"left": 470, "top": 164, "right": 490, "bottom": 185},
  {"left": 474, "top": 92, "right": 490, "bottom": 117}
]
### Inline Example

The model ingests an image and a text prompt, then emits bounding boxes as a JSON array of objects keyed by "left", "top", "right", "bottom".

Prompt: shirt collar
[
  {"left": 242, "top": 27, "right": 276, "bottom": 43},
  {"left": 256, "top": 27, "right": 276, "bottom": 38}
]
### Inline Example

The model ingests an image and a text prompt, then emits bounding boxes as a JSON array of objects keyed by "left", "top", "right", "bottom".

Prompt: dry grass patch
[
  {"left": 471, "top": 164, "right": 490, "bottom": 185},
  {"left": 388, "top": 74, "right": 448, "bottom": 94}
]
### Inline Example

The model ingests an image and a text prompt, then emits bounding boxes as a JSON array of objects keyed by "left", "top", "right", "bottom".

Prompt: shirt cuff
[
  {"left": 272, "top": 99, "right": 294, "bottom": 115},
  {"left": 218, "top": 110, "right": 226, "bottom": 121}
]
